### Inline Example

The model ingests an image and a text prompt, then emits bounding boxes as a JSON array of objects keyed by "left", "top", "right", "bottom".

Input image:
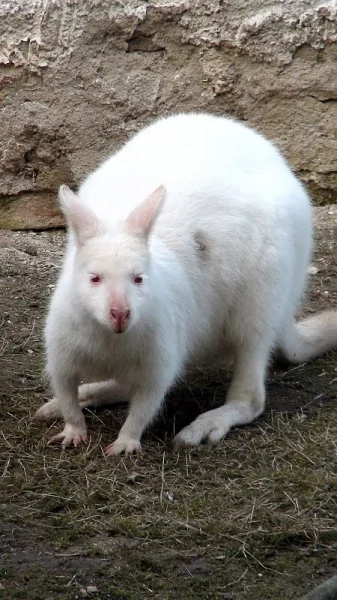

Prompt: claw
[
  {"left": 104, "top": 436, "right": 141, "bottom": 457},
  {"left": 48, "top": 424, "right": 88, "bottom": 449},
  {"left": 173, "top": 407, "right": 231, "bottom": 449}
]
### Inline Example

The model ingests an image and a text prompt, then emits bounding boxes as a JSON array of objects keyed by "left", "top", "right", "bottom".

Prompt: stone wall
[{"left": 0, "top": 0, "right": 336, "bottom": 228}]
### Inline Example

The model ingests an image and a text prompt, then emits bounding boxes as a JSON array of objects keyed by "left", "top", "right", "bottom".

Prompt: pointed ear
[
  {"left": 58, "top": 185, "right": 103, "bottom": 246},
  {"left": 125, "top": 185, "right": 166, "bottom": 239}
]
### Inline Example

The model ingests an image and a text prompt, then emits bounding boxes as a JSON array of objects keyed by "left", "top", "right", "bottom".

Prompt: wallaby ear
[
  {"left": 58, "top": 185, "right": 103, "bottom": 246},
  {"left": 125, "top": 185, "right": 166, "bottom": 239}
]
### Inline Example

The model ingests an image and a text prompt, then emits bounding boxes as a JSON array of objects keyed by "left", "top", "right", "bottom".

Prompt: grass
[
  {"left": 0, "top": 225, "right": 336, "bottom": 599},
  {"left": 1, "top": 387, "right": 337, "bottom": 599}
]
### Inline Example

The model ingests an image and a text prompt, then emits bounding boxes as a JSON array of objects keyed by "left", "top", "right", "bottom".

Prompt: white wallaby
[{"left": 35, "top": 113, "right": 337, "bottom": 456}]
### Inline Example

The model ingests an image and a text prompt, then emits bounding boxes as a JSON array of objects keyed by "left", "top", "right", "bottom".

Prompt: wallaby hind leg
[
  {"left": 35, "top": 380, "right": 129, "bottom": 421},
  {"left": 173, "top": 336, "right": 270, "bottom": 448},
  {"left": 78, "top": 380, "right": 130, "bottom": 409}
]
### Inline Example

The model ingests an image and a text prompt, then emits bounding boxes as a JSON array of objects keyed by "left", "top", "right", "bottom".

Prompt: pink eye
[
  {"left": 90, "top": 274, "right": 101, "bottom": 284},
  {"left": 134, "top": 275, "right": 143, "bottom": 285}
]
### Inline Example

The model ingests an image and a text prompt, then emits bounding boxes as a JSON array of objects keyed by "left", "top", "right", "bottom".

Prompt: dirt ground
[{"left": 0, "top": 206, "right": 336, "bottom": 600}]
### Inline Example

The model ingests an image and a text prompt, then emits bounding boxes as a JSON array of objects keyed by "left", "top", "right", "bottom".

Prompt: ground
[{"left": 0, "top": 206, "right": 336, "bottom": 600}]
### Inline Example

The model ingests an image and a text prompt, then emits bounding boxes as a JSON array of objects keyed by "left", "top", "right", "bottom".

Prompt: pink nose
[{"left": 110, "top": 308, "right": 131, "bottom": 333}]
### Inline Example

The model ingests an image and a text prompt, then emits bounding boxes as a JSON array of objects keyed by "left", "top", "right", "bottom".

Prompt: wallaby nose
[{"left": 110, "top": 308, "right": 131, "bottom": 333}]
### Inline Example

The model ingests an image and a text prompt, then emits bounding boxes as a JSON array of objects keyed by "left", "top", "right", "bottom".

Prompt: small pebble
[
  {"left": 307, "top": 265, "right": 318, "bottom": 275},
  {"left": 86, "top": 585, "right": 98, "bottom": 594},
  {"left": 24, "top": 245, "right": 38, "bottom": 256}
]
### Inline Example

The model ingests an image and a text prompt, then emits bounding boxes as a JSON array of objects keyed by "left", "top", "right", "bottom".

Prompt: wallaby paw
[
  {"left": 173, "top": 408, "right": 230, "bottom": 448},
  {"left": 49, "top": 423, "right": 88, "bottom": 449},
  {"left": 104, "top": 436, "right": 141, "bottom": 457},
  {"left": 34, "top": 398, "right": 62, "bottom": 421}
]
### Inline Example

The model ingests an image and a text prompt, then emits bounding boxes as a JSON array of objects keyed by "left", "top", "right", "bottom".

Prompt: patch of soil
[{"left": 0, "top": 205, "right": 336, "bottom": 600}]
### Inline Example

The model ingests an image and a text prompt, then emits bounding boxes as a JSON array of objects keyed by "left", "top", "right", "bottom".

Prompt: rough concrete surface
[{"left": 0, "top": 0, "right": 336, "bottom": 228}]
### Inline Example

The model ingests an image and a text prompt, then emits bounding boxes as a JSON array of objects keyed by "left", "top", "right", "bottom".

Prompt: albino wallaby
[{"left": 35, "top": 113, "right": 337, "bottom": 456}]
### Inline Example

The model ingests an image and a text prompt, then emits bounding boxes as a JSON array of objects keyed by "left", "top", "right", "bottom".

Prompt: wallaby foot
[
  {"left": 35, "top": 380, "right": 129, "bottom": 421},
  {"left": 104, "top": 436, "right": 142, "bottom": 456},
  {"left": 49, "top": 423, "right": 88, "bottom": 449},
  {"left": 174, "top": 340, "right": 267, "bottom": 448}
]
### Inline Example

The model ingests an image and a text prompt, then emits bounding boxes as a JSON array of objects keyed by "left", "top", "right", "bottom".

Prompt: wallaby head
[{"left": 58, "top": 184, "right": 166, "bottom": 333}]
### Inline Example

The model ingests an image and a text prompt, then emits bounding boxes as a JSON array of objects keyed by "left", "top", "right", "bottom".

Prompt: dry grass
[
  {"left": 1, "top": 382, "right": 337, "bottom": 598},
  {"left": 2, "top": 401, "right": 337, "bottom": 545},
  {"left": 0, "top": 219, "right": 336, "bottom": 599}
]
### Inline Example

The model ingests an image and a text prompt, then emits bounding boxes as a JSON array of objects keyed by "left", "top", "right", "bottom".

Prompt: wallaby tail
[{"left": 279, "top": 310, "right": 337, "bottom": 364}]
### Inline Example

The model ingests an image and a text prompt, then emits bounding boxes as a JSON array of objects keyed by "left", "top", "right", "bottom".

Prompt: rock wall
[{"left": 0, "top": 0, "right": 336, "bottom": 228}]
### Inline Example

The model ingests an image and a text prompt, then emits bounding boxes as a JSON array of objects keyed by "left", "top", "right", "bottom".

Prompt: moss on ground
[
  {"left": 1, "top": 397, "right": 336, "bottom": 599},
  {"left": 0, "top": 221, "right": 336, "bottom": 599}
]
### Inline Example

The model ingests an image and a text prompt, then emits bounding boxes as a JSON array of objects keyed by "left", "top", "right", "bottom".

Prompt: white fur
[{"left": 35, "top": 113, "right": 337, "bottom": 455}]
